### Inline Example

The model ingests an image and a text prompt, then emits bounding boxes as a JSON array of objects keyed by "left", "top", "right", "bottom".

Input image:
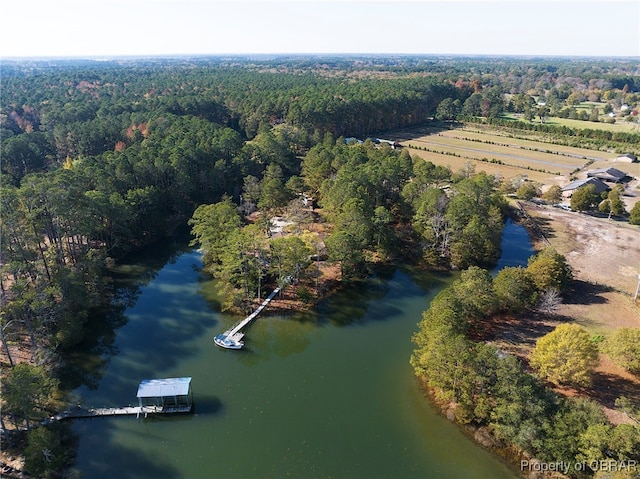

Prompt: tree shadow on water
[
  {"left": 67, "top": 419, "right": 183, "bottom": 479},
  {"left": 317, "top": 274, "right": 410, "bottom": 327}
]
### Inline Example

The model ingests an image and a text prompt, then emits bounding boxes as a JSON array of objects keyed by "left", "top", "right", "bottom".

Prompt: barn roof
[
  {"left": 561, "top": 177, "right": 609, "bottom": 194},
  {"left": 587, "top": 167, "right": 627, "bottom": 181},
  {"left": 136, "top": 377, "right": 192, "bottom": 398}
]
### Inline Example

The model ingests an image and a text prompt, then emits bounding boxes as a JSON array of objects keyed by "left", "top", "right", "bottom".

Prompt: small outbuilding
[
  {"left": 616, "top": 153, "right": 638, "bottom": 163},
  {"left": 136, "top": 377, "right": 193, "bottom": 413}
]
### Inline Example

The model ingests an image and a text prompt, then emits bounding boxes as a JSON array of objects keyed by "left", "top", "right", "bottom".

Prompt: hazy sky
[{"left": 2, "top": 0, "right": 639, "bottom": 58}]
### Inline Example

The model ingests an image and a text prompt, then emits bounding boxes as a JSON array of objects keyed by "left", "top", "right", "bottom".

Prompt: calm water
[
  {"left": 494, "top": 218, "right": 535, "bottom": 271},
  {"left": 69, "top": 221, "right": 532, "bottom": 479}
]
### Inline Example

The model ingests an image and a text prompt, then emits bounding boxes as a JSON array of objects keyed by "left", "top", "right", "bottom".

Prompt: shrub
[
  {"left": 630, "top": 201, "right": 640, "bottom": 225},
  {"left": 296, "top": 285, "right": 314, "bottom": 303}
]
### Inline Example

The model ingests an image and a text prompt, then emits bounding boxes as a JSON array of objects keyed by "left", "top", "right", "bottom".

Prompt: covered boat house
[{"left": 136, "top": 377, "right": 193, "bottom": 414}]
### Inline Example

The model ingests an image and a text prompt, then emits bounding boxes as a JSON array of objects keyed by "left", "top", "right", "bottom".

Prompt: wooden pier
[
  {"left": 214, "top": 285, "right": 282, "bottom": 349},
  {"left": 47, "top": 404, "right": 192, "bottom": 423}
]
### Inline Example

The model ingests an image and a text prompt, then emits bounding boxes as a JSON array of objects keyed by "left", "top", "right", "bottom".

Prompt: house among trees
[
  {"left": 561, "top": 177, "right": 609, "bottom": 198},
  {"left": 586, "top": 167, "right": 629, "bottom": 183}
]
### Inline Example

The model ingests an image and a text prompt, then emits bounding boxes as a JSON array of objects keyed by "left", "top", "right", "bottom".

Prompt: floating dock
[{"left": 214, "top": 286, "right": 282, "bottom": 349}]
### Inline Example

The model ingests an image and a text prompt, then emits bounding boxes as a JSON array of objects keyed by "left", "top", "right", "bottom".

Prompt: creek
[{"left": 68, "top": 219, "right": 532, "bottom": 478}]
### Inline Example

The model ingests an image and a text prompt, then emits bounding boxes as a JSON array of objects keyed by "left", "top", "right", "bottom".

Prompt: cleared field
[
  {"left": 398, "top": 126, "right": 597, "bottom": 181},
  {"left": 405, "top": 135, "right": 587, "bottom": 175},
  {"left": 393, "top": 124, "right": 640, "bottom": 189},
  {"left": 441, "top": 126, "right": 614, "bottom": 161},
  {"left": 407, "top": 148, "right": 559, "bottom": 183}
]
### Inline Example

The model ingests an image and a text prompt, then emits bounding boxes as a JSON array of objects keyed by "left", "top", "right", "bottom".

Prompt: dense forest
[{"left": 1, "top": 55, "right": 639, "bottom": 477}]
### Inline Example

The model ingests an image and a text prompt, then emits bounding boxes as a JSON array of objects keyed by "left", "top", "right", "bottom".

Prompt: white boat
[
  {"left": 213, "top": 283, "right": 284, "bottom": 351},
  {"left": 213, "top": 332, "right": 244, "bottom": 350}
]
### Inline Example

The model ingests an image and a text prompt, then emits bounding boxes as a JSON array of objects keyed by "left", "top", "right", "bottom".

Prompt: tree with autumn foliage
[{"left": 530, "top": 324, "right": 599, "bottom": 388}]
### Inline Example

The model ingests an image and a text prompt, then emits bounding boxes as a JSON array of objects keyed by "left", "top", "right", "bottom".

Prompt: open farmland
[
  {"left": 437, "top": 125, "right": 612, "bottom": 161},
  {"left": 405, "top": 147, "right": 560, "bottom": 183},
  {"left": 395, "top": 124, "right": 594, "bottom": 182},
  {"left": 393, "top": 124, "right": 639, "bottom": 189}
]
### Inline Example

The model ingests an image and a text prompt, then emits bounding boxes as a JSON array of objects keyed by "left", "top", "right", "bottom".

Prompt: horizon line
[{"left": 3, "top": 52, "right": 639, "bottom": 61}]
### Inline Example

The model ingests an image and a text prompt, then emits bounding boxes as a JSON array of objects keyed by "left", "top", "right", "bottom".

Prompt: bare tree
[{"left": 537, "top": 288, "right": 562, "bottom": 314}]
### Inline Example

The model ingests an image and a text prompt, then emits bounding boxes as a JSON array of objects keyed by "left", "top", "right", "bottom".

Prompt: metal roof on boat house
[{"left": 136, "top": 377, "right": 192, "bottom": 398}]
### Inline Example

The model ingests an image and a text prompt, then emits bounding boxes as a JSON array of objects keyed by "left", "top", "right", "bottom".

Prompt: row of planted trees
[{"left": 410, "top": 251, "right": 640, "bottom": 477}]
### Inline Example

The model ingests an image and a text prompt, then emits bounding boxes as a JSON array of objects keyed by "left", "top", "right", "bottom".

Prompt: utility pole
[{"left": 634, "top": 273, "right": 640, "bottom": 302}]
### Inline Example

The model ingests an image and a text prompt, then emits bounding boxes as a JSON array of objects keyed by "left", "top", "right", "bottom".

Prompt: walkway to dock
[
  {"left": 214, "top": 284, "right": 283, "bottom": 349},
  {"left": 45, "top": 405, "right": 192, "bottom": 423}
]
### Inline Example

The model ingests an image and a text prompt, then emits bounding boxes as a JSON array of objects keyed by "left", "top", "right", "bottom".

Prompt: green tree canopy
[
  {"left": 570, "top": 184, "right": 602, "bottom": 212},
  {"left": 542, "top": 185, "right": 563, "bottom": 204},
  {"left": 269, "top": 236, "right": 312, "bottom": 286},
  {"left": 516, "top": 182, "right": 539, "bottom": 201},
  {"left": 526, "top": 248, "right": 573, "bottom": 292},
  {"left": 25, "top": 426, "right": 68, "bottom": 477},
  {"left": 451, "top": 266, "right": 496, "bottom": 319},
  {"left": 493, "top": 266, "right": 537, "bottom": 312},
  {"left": 3, "top": 363, "right": 58, "bottom": 429},
  {"left": 599, "top": 188, "right": 626, "bottom": 218},
  {"left": 541, "top": 397, "right": 608, "bottom": 466},
  {"left": 189, "top": 197, "right": 243, "bottom": 265}
]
